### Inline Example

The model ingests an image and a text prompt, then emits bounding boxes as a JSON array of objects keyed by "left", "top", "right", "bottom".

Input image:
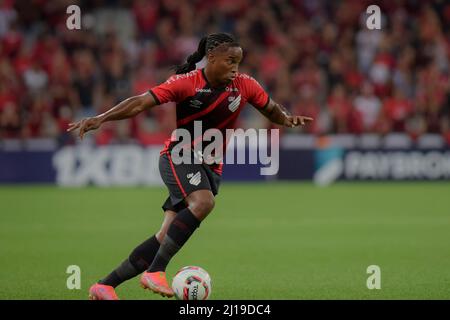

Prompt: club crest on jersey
[
  {"left": 228, "top": 94, "right": 241, "bottom": 112},
  {"left": 187, "top": 172, "right": 201, "bottom": 186}
]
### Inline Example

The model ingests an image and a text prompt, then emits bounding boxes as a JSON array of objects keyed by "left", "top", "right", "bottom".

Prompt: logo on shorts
[
  {"left": 228, "top": 94, "right": 241, "bottom": 112},
  {"left": 187, "top": 172, "right": 201, "bottom": 186}
]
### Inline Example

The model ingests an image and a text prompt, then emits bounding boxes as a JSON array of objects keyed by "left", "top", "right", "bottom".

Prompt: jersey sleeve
[
  {"left": 148, "top": 74, "right": 193, "bottom": 105},
  {"left": 242, "top": 76, "right": 270, "bottom": 110}
]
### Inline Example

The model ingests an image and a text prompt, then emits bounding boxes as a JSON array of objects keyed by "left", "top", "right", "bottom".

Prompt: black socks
[
  {"left": 147, "top": 208, "right": 200, "bottom": 272},
  {"left": 99, "top": 208, "right": 201, "bottom": 287},
  {"left": 99, "top": 235, "right": 160, "bottom": 288}
]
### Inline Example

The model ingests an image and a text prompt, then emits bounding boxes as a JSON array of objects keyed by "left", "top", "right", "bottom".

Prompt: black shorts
[{"left": 159, "top": 152, "right": 222, "bottom": 212}]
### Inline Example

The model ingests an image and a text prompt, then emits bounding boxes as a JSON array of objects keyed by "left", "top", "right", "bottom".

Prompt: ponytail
[
  {"left": 174, "top": 36, "right": 207, "bottom": 74},
  {"left": 173, "top": 33, "right": 238, "bottom": 75}
]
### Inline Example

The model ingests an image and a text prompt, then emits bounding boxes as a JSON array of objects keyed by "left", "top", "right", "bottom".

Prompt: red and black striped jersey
[{"left": 148, "top": 68, "right": 270, "bottom": 175}]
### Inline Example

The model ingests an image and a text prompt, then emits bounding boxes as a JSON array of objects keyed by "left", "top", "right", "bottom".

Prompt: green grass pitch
[{"left": 1, "top": 182, "right": 449, "bottom": 300}]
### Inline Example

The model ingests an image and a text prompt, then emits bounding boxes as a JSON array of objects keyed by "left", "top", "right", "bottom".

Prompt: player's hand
[
  {"left": 284, "top": 115, "right": 314, "bottom": 128},
  {"left": 67, "top": 116, "right": 103, "bottom": 140}
]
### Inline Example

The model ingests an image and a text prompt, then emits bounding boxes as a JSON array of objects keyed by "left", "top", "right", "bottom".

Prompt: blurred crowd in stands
[{"left": 0, "top": 0, "right": 449, "bottom": 146}]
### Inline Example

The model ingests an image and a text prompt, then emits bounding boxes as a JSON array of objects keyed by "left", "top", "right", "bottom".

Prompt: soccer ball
[{"left": 171, "top": 266, "right": 212, "bottom": 300}]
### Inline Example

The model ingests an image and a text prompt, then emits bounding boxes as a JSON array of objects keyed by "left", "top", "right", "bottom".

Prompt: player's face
[{"left": 208, "top": 46, "right": 243, "bottom": 84}]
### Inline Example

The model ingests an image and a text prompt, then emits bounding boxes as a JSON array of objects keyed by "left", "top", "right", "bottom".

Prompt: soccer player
[{"left": 68, "top": 33, "right": 313, "bottom": 300}]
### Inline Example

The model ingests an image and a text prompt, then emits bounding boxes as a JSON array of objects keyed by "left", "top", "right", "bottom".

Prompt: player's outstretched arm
[
  {"left": 257, "top": 98, "right": 313, "bottom": 128},
  {"left": 67, "top": 92, "right": 157, "bottom": 140}
]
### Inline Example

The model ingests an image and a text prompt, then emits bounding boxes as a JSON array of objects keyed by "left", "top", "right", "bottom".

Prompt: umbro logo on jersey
[
  {"left": 187, "top": 172, "right": 201, "bottom": 186},
  {"left": 228, "top": 94, "right": 241, "bottom": 112},
  {"left": 189, "top": 99, "right": 203, "bottom": 108}
]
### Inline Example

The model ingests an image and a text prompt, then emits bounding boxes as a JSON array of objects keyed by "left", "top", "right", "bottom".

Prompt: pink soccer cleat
[
  {"left": 140, "top": 271, "right": 174, "bottom": 298},
  {"left": 88, "top": 283, "right": 120, "bottom": 300}
]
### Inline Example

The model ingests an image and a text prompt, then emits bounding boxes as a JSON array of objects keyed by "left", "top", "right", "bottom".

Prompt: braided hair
[{"left": 174, "top": 33, "right": 239, "bottom": 74}]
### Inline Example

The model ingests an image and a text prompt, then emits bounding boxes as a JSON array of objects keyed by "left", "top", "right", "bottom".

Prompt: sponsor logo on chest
[{"left": 195, "top": 88, "right": 212, "bottom": 93}]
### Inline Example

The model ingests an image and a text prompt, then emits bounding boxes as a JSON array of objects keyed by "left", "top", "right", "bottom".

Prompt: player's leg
[
  {"left": 140, "top": 190, "right": 215, "bottom": 297},
  {"left": 98, "top": 209, "right": 177, "bottom": 286},
  {"left": 147, "top": 189, "right": 214, "bottom": 270},
  {"left": 140, "top": 152, "right": 219, "bottom": 297},
  {"left": 155, "top": 210, "right": 177, "bottom": 242},
  {"left": 89, "top": 209, "right": 176, "bottom": 300},
  {"left": 141, "top": 190, "right": 216, "bottom": 297}
]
